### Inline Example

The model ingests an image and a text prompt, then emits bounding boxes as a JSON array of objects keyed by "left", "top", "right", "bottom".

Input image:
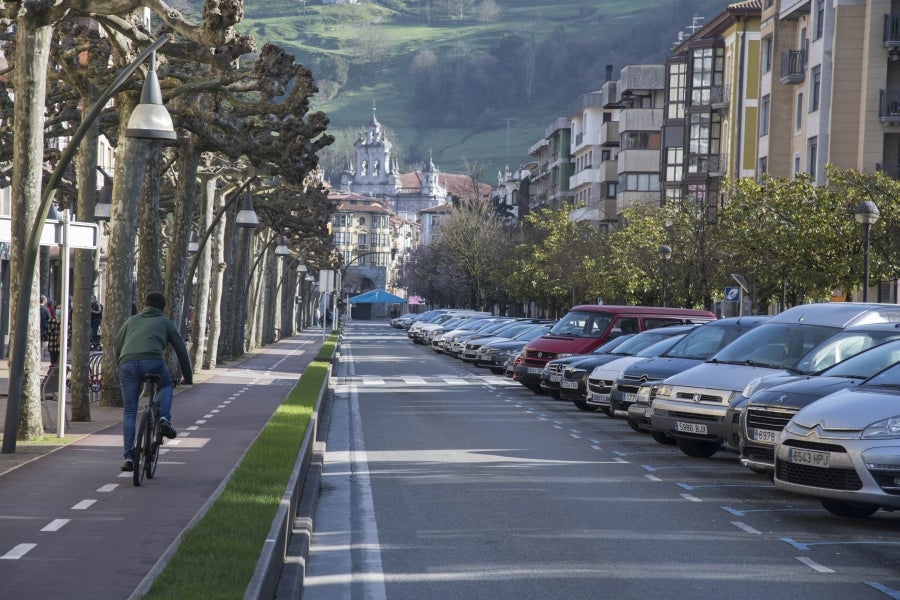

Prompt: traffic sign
[
  {"left": 0, "top": 215, "right": 98, "bottom": 249},
  {"left": 724, "top": 286, "right": 740, "bottom": 302}
]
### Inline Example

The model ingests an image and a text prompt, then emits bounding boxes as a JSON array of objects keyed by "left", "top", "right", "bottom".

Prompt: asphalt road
[
  {"left": 304, "top": 322, "right": 900, "bottom": 600},
  {"left": 0, "top": 333, "right": 321, "bottom": 600}
]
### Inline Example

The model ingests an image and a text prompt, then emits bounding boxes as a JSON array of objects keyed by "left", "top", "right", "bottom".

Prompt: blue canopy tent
[
  {"left": 346, "top": 289, "right": 406, "bottom": 319},
  {"left": 347, "top": 289, "right": 406, "bottom": 304}
]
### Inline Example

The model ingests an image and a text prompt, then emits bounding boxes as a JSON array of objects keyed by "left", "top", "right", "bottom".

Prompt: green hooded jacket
[{"left": 114, "top": 307, "right": 193, "bottom": 384}]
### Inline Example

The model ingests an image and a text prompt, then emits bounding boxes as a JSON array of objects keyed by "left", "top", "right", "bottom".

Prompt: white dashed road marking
[
  {"left": 41, "top": 519, "right": 69, "bottom": 532},
  {"left": 1, "top": 544, "right": 36, "bottom": 559},
  {"left": 97, "top": 484, "right": 118, "bottom": 493},
  {"left": 71, "top": 500, "right": 96, "bottom": 510}
]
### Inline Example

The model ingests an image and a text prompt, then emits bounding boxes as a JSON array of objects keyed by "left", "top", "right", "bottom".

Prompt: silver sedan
[{"left": 773, "top": 361, "right": 900, "bottom": 518}]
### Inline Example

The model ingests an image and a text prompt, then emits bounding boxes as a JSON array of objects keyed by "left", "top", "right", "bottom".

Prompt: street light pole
[
  {"left": 2, "top": 35, "right": 173, "bottom": 454},
  {"left": 855, "top": 201, "right": 880, "bottom": 303},
  {"left": 658, "top": 245, "right": 672, "bottom": 308}
]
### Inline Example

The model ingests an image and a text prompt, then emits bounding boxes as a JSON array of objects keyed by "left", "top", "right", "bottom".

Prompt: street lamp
[
  {"left": 658, "top": 245, "right": 672, "bottom": 307},
  {"left": 3, "top": 35, "right": 175, "bottom": 453},
  {"left": 854, "top": 200, "right": 880, "bottom": 302}
]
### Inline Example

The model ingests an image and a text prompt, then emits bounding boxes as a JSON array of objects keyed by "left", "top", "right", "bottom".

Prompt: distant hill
[{"left": 196, "top": 0, "right": 728, "bottom": 185}]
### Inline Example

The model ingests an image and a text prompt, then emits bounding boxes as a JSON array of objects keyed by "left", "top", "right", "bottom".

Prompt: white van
[{"left": 649, "top": 303, "right": 900, "bottom": 458}]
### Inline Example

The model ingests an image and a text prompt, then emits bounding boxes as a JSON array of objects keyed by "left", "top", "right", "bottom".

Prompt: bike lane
[{"left": 0, "top": 333, "right": 321, "bottom": 600}]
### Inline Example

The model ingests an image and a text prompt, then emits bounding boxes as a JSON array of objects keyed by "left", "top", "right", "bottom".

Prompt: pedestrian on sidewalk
[
  {"left": 46, "top": 306, "right": 61, "bottom": 366},
  {"left": 115, "top": 291, "right": 194, "bottom": 472}
]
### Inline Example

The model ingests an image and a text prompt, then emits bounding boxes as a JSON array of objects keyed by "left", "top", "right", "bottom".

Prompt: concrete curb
[{"left": 244, "top": 364, "right": 330, "bottom": 600}]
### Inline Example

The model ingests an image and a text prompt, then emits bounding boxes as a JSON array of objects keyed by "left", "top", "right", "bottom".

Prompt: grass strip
[{"left": 143, "top": 333, "right": 338, "bottom": 599}]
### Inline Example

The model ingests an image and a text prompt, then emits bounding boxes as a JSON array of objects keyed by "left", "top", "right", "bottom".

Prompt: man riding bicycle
[{"left": 115, "top": 291, "right": 193, "bottom": 472}]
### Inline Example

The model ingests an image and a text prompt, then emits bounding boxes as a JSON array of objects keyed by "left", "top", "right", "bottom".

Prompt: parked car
[
  {"left": 431, "top": 317, "right": 501, "bottom": 353},
  {"left": 558, "top": 325, "right": 697, "bottom": 410},
  {"left": 540, "top": 334, "right": 635, "bottom": 399},
  {"left": 390, "top": 313, "right": 418, "bottom": 328},
  {"left": 650, "top": 303, "right": 900, "bottom": 458},
  {"left": 462, "top": 320, "right": 553, "bottom": 364},
  {"left": 515, "top": 305, "right": 715, "bottom": 393},
  {"left": 613, "top": 317, "right": 769, "bottom": 430},
  {"left": 725, "top": 322, "right": 900, "bottom": 459},
  {"left": 582, "top": 330, "right": 692, "bottom": 416},
  {"left": 475, "top": 325, "right": 554, "bottom": 374},
  {"left": 773, "top": 361, "right": 900, "bottom": 518},
  {"left": 408, "top": 311, "right": 490, "bottom": 343},
  {"left": 739, "top": 336, "right": 900, "bottom": 475}
]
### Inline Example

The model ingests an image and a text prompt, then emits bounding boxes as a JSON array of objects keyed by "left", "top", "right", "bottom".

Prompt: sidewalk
[{"left": 0, "top": 357, "right": 214, "bottom": 476}]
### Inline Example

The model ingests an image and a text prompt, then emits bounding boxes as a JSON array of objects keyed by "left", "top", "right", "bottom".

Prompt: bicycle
[{"left": 132, "top": 373, "right": 164, "bottom": 487}]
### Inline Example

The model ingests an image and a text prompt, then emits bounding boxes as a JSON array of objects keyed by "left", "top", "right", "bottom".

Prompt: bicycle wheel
[
  {"left": 133, "top": 411, "right": 150, "bottom": 487},
  {"left": 146, "top": 408, "right": 161, "bottom": 479}
]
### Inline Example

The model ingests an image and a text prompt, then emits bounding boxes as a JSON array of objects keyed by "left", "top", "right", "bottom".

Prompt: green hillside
[{"left": 229, "top": 0, "right": 726, "bottom": 184}]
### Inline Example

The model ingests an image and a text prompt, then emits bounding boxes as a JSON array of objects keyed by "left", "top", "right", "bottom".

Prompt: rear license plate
[
  {"left": 623, "top": 393, "right": 637, "bottom": 404},
  {"left": 675, "top": 421, "right": 708, "bottom": 435},
  {"left": 526, "top": 367, "right": 543, "bottom": 374},
  {"left": 561, "top": 380, "right": 579, "bottom": 389},
  {"left": 788, "top": 448, "right": 830, "bottom": 468},
  {"left": 752, "top": 429, "right": 778, "bottom": 444}
]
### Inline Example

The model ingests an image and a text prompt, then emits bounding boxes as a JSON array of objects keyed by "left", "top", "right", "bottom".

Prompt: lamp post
[
  {"left": 658, "top": 245, "right": 672, "bottom": 307},
  {"left": 3, "top": 35, "right": 174, "bottom": 453},
  {"left": 854, "top": 200, "right": 879, "bottom": 303}
]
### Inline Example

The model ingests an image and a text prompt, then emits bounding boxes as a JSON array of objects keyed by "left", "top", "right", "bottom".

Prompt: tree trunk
[
  {"left": 190, "top": 175, "right": 216, "bottom": 371},
  {"left": 10, "top": 18, "right": 53, "bottom": 439},
  {"left": 101, "top": 104, "right": 151, "bottom": 408},
  {"left": 70, "top": 115, "right": 101, "bottom": 422},
  {"left": 166, "top": 137, "right": 200, "bottom": 346},
  {"left": 205, "top": 189, "right": 228, "bottom": 368}
]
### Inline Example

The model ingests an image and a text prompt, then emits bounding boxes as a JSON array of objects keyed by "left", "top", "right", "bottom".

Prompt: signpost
[{"left": 0, "top": 214, "right": 99, "bottom": 437}]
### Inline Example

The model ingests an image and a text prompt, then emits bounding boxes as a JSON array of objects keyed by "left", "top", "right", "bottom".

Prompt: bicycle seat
[{"left": 143, "top": 373, "right": 162, "bottom": 383}]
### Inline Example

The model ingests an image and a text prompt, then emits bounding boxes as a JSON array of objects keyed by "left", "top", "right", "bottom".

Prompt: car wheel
[
  {"left": 626, "top": 418, "right": 643, "bottom": 433},
  {"left": 649, "top": 430, "right": 677, "bottom": 445},
  {"left": 676, "top": 438, "right": 719, "bottom": 458},
  {"left": 573, "top": 400, "right": 599, "bottom": 412},
  {"left": 820, "top": 499, "right": 879, "bottom": 519}
]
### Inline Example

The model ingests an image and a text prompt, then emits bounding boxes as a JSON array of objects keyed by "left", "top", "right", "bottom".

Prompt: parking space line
[
  {"left": 866, "top": 582, "right": 900, "bottom": 599},
  {"left": 796, "top": 556, "right": 835, "bottom": 573},
  {"left": 680, "top": 493, "right": 702, "bottom": 502},
  {"left": 645, "top": 474, "right": 662, "bottom": 481}
]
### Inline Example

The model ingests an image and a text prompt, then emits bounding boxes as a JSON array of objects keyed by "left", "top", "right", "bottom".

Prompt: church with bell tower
[{"left": 340, "top": 106, "right": 449, "bottom": 221}]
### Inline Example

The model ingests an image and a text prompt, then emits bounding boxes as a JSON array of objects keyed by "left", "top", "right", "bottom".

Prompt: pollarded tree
[{"left": 432, "top": 197, "right": 515, "bottom": 310}]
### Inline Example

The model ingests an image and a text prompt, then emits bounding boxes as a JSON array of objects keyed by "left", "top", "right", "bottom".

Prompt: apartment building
[
  {"left": 567, "top": 86, "right": 617, "bottom": 227},
  {"left": 615, "top": 65, "right": 665, "bottom": 214},
  {"left": 663, "top": 0, "right": 761, "bottom": 218},
  {"left": 527, "top": 116, "right": 573, "bottom": 211},
  {"left": 330, "top": 192, "right": 395, "bottom": 295}
]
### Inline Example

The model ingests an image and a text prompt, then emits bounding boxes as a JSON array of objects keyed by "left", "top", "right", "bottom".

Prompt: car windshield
[
  {"left": 636, "top": 334, "right": 687, "bottom": 357},
  {"left": 861, "top": 361, "right": 900, "bottom": 389},
  {"left": 820, "top": 339, "right": 900, "bottom": 380},
  {"left": 548, "top": 310, "right": 613, "bottom": 338},
  {"left": 663, "top": 323, "right": 757, "bottom": 360},
  {"left": 711, "top": 323, "right": 840, "bottom": 369},
  {"left": 791, "top": 329, "right": 900, "bottom": 374},
  {"left": 514, "top": 326, "right": 552, "bottom": 341},
  {"left": 496, "top": 323, "right": 540, "bottom": 338},
  {"left": 610, "top": 330, "right": 686, "bottom": 356},
  {"left": 589, "top": 334, "right": 634, "bottom": 354}
]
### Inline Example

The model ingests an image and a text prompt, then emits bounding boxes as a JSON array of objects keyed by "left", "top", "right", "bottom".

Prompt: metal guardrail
[{"left": 879, "top": 89, "right": 900, "bottom": 123}]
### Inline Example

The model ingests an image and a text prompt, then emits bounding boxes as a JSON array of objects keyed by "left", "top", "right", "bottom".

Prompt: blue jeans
[{"left": 119, "top": 359, "right": 174, "bottom": 461}]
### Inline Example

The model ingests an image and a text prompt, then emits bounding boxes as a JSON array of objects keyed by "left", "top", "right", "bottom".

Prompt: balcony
[
  {"left": 879, "top": 89, "right": 900, "bottom": 123},
  {"left": 599, "top": 121, "right": 619, "bottom": 146},
  {"left": 688, "top": 153, "right": 728, "bottom": 176},
  {"left": 710, "top": 85, "right": 730, "bottom": 111},
  {"left": 885, "top": 13, "right": 900, "bottom": 48},
  {"left": 780, "top": 49, "right": 806, "bottom": 84}
]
